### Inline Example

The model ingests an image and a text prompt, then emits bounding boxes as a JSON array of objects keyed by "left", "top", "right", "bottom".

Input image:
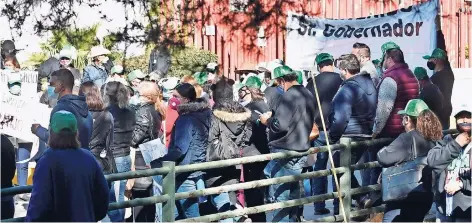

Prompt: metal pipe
[{"left": 178, "top": 185, "right": 381, "bottom": 222}]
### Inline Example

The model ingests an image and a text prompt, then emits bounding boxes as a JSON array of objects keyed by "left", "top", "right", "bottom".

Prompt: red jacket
[
  {"left": 165, "top": 107, "right": 179, "bottom": 148},
  {"left": 379, "top": 63, "right": 419, "bottom": 137}
]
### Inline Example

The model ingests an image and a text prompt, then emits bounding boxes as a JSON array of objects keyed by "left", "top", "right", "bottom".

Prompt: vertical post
[
  {"left": 339, "top": 138, "right": 352, "bottom": 220},
  {"left": 162, "top": 161, "right": 176, "bottom": 222}
]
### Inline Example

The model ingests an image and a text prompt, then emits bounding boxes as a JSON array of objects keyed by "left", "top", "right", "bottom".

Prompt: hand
[
  {"left": 259, "top": 112, "right": 272, "bottom": 125},
  {"left": 445, "top": 180, "right": 463, "bottom": 195},
  {"left": 126, "top": 179, "right": 135, "bottom": 191},
  {"left": 455, "top": 132, "right": 471, "bottom": 147},
  {"left": 31, "top": 124, "right": 40, "bottom": 134}
]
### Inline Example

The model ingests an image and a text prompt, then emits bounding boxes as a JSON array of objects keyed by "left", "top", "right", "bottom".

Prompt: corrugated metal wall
[{"left": 178, "top": 0, "right": 472, "bottom": 78}]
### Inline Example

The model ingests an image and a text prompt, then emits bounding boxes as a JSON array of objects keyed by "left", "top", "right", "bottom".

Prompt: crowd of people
[{"left": 0, "top": 39, "right": 470, "bottom": 223}]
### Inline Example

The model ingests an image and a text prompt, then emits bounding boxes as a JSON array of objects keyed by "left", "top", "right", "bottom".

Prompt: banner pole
[{"left": 310, "top": 71, "right": 348, "bottom": 223}]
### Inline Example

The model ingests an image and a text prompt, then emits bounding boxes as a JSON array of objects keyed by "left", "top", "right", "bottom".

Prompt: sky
[{"left": 0, "top": 0, "right": 146, "bottom": 63}]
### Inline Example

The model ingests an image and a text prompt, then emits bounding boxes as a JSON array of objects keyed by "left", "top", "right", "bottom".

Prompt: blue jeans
[
  {"left": 153, "top": 176, "right": 163, "bottom": 222},
  {"left": 174, "top": 177, "right": 200, "bottom": 220},
  {"left": 264, "top": 148, "right": 306, "bottom": 222},
  {"left": 311, "top": 135, "right": 329, "bottom": 211},
  {"left": 16, "top": 144, "right": 32, "bottom": 186},
  {"left": 211, "top": 192, "right": 234, "bottom": 223},
  {"left": 110, "top": 155, "right": 132, "bottom": 221}
]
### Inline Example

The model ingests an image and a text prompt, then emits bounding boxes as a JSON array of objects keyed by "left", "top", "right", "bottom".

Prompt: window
[{"left": 230, "top": 0, "right": 249, "bottom": 12}]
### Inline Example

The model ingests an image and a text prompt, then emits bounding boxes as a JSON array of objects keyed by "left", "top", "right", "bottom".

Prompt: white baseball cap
[{"left": 88, "top": 45, "right": 111, "bottom": 58}]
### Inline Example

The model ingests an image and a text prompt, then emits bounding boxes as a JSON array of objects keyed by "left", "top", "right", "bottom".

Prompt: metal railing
[{"left": 2, "top": 130, "right": 456, "bottom": 222}]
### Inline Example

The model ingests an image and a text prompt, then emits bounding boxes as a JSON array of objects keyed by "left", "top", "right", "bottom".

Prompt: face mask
[
  {"left": 457, "top": 122, "right": 471, "bottom": 134},
  {"left": 9, "top": 85, "right": 21, "bottom": 95},
  {"left": 47, "top": 86, "right": 59, "bottom": 100},
  {"left": 99, "top": 56, "right": 109, "bottom": 64},
  {"left": 168, "top": 97, "right": 181, "bottom": 109},
  {"left": 427, "top": 61, "right": 436, "bottom": 70},
  {"left": 4, "top": 66, "right": 14, "bottom": 71}
]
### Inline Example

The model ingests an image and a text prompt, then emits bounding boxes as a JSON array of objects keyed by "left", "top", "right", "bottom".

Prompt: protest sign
[
  {"left": 0, "top": 92, "right": 50, "bottom": 142},
  {"left": 286, "top": 0, "right": 438, "bottom": 74},
  {"left": 0, "top": 70, "right": 38, "bottom": 96}
]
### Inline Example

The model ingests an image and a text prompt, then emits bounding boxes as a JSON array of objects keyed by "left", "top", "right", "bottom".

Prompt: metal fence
[{"left": 1, "top": 131, "right": 455, "bottom": 222}]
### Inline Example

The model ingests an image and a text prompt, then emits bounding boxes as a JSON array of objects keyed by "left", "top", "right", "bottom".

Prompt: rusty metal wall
[{"left": 187, "top": 0, "right": 472, "bottom": 78}]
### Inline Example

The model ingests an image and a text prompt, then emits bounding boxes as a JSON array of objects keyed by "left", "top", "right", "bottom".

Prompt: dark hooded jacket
[
  {"left": 157, "top": 99, "right": 212, "bottom": 180},
  {"left": 245, "top": 100, "right": 270, "bottom": 155},
  {"left": 89, "top": 110, "right": 116, "bottom": 175},
  {"left": 35, "top": 94, "right": 93, "bottom": 150},
  {"left": 206, "top": 100, "right": 252, "bottom": 187},
  {"left": 427, "top": 134, "right": 471, "bottom": 219}
]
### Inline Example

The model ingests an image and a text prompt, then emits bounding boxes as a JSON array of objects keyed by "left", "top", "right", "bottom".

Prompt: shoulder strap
[{"left": 412, "top": 133, "right": 418, "bottom": 159}]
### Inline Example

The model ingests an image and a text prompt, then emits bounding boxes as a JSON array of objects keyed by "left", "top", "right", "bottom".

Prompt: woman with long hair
[
  {"left": 102, "top": 81, "right": 136, "bottom": 221},
  {"left": 377, "top": 99, "right": 443, "bottom": 222},
  {"left": 79, "top": 81, "right": 121, "bottom": 222},
  {"left": 237, "top": 76, "right": 270, "bottom": 222},
  {"left": 127, "top": 81, "right": 163, "bottom": 222},
  {"left": 26, "top": 111, "right": 109, "bottom": 222}
]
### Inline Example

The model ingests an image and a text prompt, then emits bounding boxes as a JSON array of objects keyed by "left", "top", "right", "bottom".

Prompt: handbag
[{"left": 381, "top": 135, "right": 428, "bottom": 202}]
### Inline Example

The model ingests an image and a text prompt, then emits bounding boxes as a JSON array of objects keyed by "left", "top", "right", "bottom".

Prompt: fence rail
[{"left": 2, "top": 130, "right": 457, "bottom": 222}]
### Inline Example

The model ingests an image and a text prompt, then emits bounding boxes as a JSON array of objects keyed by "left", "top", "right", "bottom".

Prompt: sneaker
[{"left": 314, "top": 208, "right": 330, "bottom": 215}]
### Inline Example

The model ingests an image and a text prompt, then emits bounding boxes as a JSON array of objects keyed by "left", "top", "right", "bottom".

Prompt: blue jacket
[
  {"left": 25, "top": 148, "right": 109, "bottom": 222},
  {"left": 36, "top": 94, "right": 93, "bottom": 150},
  {"left": 158, "top": 100, "right": 211, "bottom": 179},
  {"left": 83, "top": 64, "right": 108, "bottom": 89},
  {"left": 328, "top": 73, "right": 378, "bottom": 144}
]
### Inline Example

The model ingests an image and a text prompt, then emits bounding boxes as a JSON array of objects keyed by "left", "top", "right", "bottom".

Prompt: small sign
[{"left": 205, "top": 25, "right": 216, "bottom": 36}]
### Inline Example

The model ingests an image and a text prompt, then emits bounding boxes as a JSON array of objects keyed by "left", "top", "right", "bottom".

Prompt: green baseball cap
[
  {"left": 50, "top": 110, "right": 78, "bottom": 134},
  {"left": 127, "top": 70, "right": 147, "bottom": 82},
  {"left": 315, "top": 53, "right": 334, "bottom": 65},
  {"left": 397, "top": 99, "right": 429, "bottom": 117},
  {"left": 423, "top": 48, "right": 447, "bottom": 60},
  {"left": 193, "top": 72, "right": 208, "bottom": 85},
  {"left": 379, "top": 42, "right": 400, "bottom": 64},
  {"left": 111, "top": 65, "right": 124, "bottom": 75},
  {"left": 413, "top": 67, "right": 428, "bottom": 80},
  {"left": 244, "top": 76, "right": 262, "bottom": 89},
  {"left": 295, "top": 70, "right": 303, "bottom": 84},
  {"left": 273, "top": 65, "right": 294, "bottom": 79}
]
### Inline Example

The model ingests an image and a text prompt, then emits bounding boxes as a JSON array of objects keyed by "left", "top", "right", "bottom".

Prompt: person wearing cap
[
  {"left": 258, "top": 65, "right": 315, "bottom": 222},
  {"left": 377, "top": 99, "right": 443, "bottom": 222},
  {"left": 423, "top": 48, "right": 454, "bottom": 129},
  {"left": 427, "top": 106, "right": 471, "bottom": 222},
  {"left": 83, "top": 45, "right": 111, "bottom": 89},
  {"left": 7, "top": 74, "right": 21, "bottom": 96},
  {"left": 128, "top": 69, "right": 148, "bottom": 109},
  {"left": 237, "top": 76, "right": 269, "bottom": 222},
  {"left": 305, "top": 52, "right": 343, "bottom": 215},
  {"left": 58, "top": 45, "right": 82, "bottom": 93},
  {"left": 206, "top": 62, "right": 219, "bottom": 84},
  {"left": 106, "top": 65, "right": 128, "bottom": 86},
  {"left": 263, "top": 65, "right": 290, "bottom": 111},
  {"left": 327, "top": 54, "right": 378, "bottom": 214},
  {"left": 352, "top": 42, "right": 380, "bottom": 87},
  {"left": 370, "top": 42, "right": 419, "bottom": 207},
  {"left": 26, "top": 111, "right": 109, "bottom": 222},
  {"left": 414, "top": 67, "right": 444, "bottom": 117}
]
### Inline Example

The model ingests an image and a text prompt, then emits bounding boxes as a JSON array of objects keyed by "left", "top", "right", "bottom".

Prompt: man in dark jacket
[
  {"left": 259, "top": 66, "right": 315, "bottom": 222},
  {"left": 427, "top": 107, "right": 471, "bottom": 222},
  {"left": 413, "top": 67, "right": 444, "bottom": 117},
  {"left": 306, "top": 53, "right": 343, "bottom": 215},
  {"left": 328, "top": 54, "right": 378, "bottom": 214},
  {"left": 31, "top": 69, "right": 93, "bottom": 150},
  {"left": 424, "top": 48, "right": 454, "bottom": 129},
  {"left": 1, "top": 135, "right": 16, "bottom": 220},
  {"left": 263, "top": 60, "right": 285, "bottom": 111}
]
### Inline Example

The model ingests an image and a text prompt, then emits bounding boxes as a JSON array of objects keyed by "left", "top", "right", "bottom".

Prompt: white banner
[
  {"left": 286, "top": 0, "right": 438, "bottom": 74},
  {"left": 0, "top": 70, "right": 38, "bottom": 96}
]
